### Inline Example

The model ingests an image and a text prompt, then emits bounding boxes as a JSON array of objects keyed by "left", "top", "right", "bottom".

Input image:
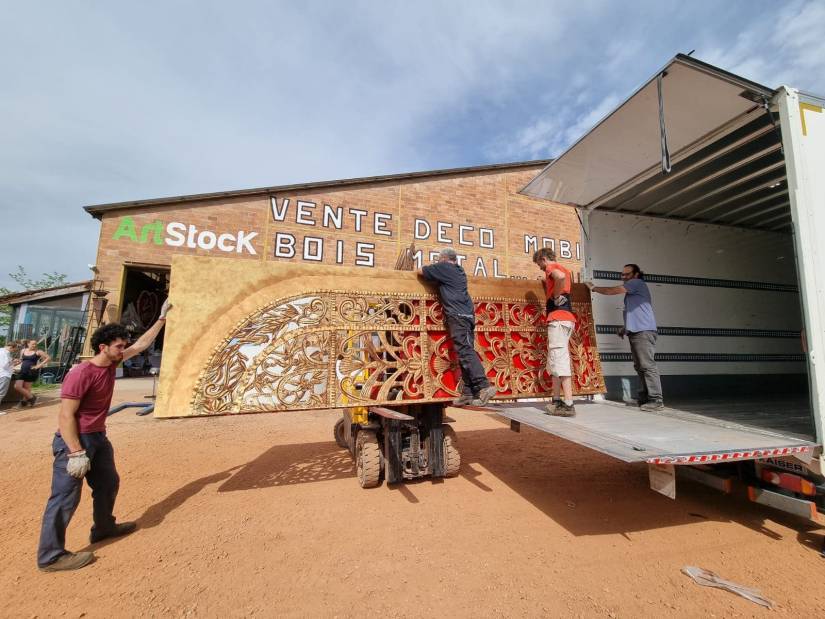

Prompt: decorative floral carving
[{"left": 192, "top": 289, "right": 605, "bottom": 414}]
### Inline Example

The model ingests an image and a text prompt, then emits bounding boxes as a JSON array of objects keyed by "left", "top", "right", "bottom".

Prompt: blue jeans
[{"left": 37, "top": 432, "right": 120, "bottom": 567}]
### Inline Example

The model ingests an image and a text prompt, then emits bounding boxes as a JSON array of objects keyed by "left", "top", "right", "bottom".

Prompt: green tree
[{"left": 0, "top": 266, "right": 69, "bottom": 334}]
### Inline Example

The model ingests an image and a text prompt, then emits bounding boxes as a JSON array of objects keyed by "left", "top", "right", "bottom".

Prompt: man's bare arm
[
  {"left": 58, "top": 399, "right": 83, "bottom": 453},
  {"left": 123, "top": 300, "right": 172, "bottom": 361},
  {"left": 591, "top": 285, "right": 626, "bottom": 295},
  {"left": 123, "top": 318, "right": 166, "bottom": 361}
]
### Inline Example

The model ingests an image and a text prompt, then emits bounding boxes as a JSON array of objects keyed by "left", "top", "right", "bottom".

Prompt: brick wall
[{"left": 92, "top": 165, "right": 582, "bottom": 323}]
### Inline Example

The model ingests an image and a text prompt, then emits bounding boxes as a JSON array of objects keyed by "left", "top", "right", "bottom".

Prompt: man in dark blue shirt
[{"left": 418, "top": 248, "right": 497, "bottom": 406}]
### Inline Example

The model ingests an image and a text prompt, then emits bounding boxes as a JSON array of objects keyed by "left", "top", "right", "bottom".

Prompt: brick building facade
[{"left": 84, "top": 160, "right": 582, "bottom": 354}]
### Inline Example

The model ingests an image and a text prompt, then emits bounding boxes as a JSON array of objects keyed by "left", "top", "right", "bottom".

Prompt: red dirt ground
[{"left": 1, "top": 378, "right": 824, "bottom": 617}]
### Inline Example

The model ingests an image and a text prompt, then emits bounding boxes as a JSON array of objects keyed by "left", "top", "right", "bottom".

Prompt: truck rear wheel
[
  {"left": 443, "top": 425, "right": 461, "bottom": 477},
  {"left": 333, "top": 417, "right": 348, "bottom": 449},
  {"left": 356, "top": 431, "right": 382, "bottom": 488}
]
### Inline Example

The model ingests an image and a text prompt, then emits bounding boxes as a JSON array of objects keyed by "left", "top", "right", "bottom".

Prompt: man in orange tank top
[{"left": 533, "top": 248, "right": 577, "bottom": 416}]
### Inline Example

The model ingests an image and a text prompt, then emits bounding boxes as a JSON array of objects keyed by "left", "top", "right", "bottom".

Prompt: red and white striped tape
[{"left": 647, "top": 445, "right": 811, "bottom": 465}]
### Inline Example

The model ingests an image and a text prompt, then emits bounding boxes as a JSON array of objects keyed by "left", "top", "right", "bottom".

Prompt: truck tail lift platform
[{"left": 485, "top": 400, "right": 824, "bottom": 522}]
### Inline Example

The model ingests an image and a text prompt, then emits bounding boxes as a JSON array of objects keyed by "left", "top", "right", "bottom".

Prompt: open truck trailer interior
[{"left": 491, "top": 54, "right": 825, "bottom": 518}]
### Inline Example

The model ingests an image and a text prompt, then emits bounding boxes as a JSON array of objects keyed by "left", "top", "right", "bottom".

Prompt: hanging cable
[{"left": 657, "top": 73, "right": 672, "bottom": 174}]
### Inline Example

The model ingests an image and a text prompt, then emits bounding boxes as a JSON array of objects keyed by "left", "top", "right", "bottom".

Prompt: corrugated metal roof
[
  {"left": 0, "top": 281, "right": 93, "bottom": 306},
  {"left": 83, "top": 159, "right": 552, "bottom": 219}
]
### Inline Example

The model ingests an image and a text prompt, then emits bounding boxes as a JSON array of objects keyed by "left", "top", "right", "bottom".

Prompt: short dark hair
[
  {"left": 532, "top": 247, "right": 556, "bottom": 263},
  {"left": 91, "top": 323, "right": 130, "bottom": 353},
  {"left": 624, "top": 263, "right": 644, "bottom": 279}
]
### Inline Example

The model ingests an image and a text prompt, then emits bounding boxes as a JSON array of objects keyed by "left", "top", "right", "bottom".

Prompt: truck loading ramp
[{"left": 482, "top": 400, "right": 816, "bottom": 465}]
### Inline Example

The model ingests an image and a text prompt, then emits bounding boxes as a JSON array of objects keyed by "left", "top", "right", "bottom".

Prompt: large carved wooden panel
[{"left": 155, "top": 256, "right": 604, "bottom": 418}]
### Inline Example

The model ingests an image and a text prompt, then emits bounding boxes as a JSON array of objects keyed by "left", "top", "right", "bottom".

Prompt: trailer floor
[
  {"left": 663, "top": 394, "right": 814, "bottom": 440},
  {"left": 487, "top": 399, "right": 816, "bottom": 463}
]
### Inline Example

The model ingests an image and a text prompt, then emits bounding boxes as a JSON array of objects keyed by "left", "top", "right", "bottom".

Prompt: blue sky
[{"left": 2, "top": 0, "right": 824, "bottom": 288}]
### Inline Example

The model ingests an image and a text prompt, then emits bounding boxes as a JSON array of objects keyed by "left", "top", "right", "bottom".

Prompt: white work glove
[
  {"left": 159, "top": 298, "right": 172, "bottom": 319},
  {"left": 584, "top": 281, "right": 594, "bottom": 290},
  {"left": 66, "top": 450, "right": 91, "bottom": 479},
  {"left": 553, "top": 295, "right": 569, "bottom": 307}
]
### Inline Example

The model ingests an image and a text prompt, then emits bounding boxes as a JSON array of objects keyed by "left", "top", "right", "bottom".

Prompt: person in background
[
  {"left": 0, "top": 340, "right": 21, "bottom": 414},
  {"left": 533, "top": 248, "right": 577, "bottom": 417},
  {"left": 36, "top": 301, "right": 172, "bottom": 572},
  {"left": 417, "top": 248, "right": 497, "bottom": 406},
  {"left": 588, "top": 263, "right": 663, "bottom": 411},
  {"left": 14, "top": 339, "right": 50, "bottom": 407}
]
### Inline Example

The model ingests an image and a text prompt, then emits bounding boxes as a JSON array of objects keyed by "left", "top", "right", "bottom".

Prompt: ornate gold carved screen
[{"left": 155, "top": 256, "right": 604, "bottom": 418}]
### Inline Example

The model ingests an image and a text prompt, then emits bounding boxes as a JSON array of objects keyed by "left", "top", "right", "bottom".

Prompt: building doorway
[{"left": 119, "top": 264, "right": 170, "bottom": 375}]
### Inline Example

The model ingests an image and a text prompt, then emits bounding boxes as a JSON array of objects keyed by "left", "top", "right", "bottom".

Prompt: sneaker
[
  {"left": 28, "top": 395, "right": 38, "bottom": 406},
  {"left": 544, "top": 400, "right": 562, "bottom": 415},
  {"left": 550, "top": 402, "right": 576, "bottom": 417},
  {"left": 640, "top": 400, "right": 664, "bottom": 412},
  {"left": 16, "top": 400, "right": 29, "bottom": 408},
  {"left": 452, "top": 393, "right": 475, "bottom": 406},
  {"left": 39, "top": 551, "right": 94, "bottom": 572},
  {"left": 90, "top": 521, "right": 137, "bottom": 544},
  {"left": 477, "top": 385, "right": 497, "bottom": 406}
]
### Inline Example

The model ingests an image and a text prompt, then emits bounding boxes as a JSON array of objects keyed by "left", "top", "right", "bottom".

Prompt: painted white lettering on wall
[
  {"left": 304, "top": 236, "right": 323, "bottom": 261},
  {"left": 415, "top": 219, "right": 431, "bottom": 240},
  {"left": 164, "top": 222, "right": 257, "bottom": 254},
  {"left": 355, "top": 242, "right": 375, "bottom": 267},
  {"left": 274, "top": 233, "right": 296, "bottom": 258},
  {"left": 296, "top": 201, "right": 316, "bottom": 225}
]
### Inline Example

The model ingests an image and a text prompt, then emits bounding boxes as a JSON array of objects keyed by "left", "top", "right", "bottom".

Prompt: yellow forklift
[{"left": 333, "top": 404, "right": 460, "bottom": 488}]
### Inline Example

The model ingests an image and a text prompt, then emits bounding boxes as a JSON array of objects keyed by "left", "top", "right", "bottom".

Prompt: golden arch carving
[
  {"left": 155, "top": 258, "right": 604, "bottom": 418},
  {"left": 191, "top": 290, "right": 604, "bottom": 415}
]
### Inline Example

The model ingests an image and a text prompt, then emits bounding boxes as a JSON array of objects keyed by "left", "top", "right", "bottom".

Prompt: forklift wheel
[
  {"left": 333, "top": 417, "right": 348, "bottom": 449},
  {"left": 443, "top": 425, "right": 461, "bottom": 477},
  {"left": 356, "top": 431, "right": 382, "bottom": 488}
]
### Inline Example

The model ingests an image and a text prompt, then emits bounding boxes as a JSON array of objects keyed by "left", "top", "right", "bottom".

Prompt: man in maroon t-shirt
[{"left": 37, "top": 301, "right": 172, "bottom": 572}]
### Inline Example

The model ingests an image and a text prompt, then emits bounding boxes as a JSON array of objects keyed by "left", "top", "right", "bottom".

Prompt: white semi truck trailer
[{"left": 493, "top": 54, "right": 825, "bottom": 522}]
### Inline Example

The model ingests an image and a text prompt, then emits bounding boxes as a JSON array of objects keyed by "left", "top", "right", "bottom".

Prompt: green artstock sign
[{"left": 112, "top": 216, "right": 258, "bottom": 255}]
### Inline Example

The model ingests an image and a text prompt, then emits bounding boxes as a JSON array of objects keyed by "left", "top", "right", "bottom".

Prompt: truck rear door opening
[{"left": 514, "top": 54, "right": 825, "bottom": 517}]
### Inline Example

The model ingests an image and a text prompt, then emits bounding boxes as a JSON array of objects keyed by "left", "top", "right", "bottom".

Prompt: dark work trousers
[
  {"left": 628, "top": 330, "right": 663, "bottom": 403},
  {"left": 37, "top": 432, "right": 120, "bottom": 567},
  {"left": 445, "top": 314, "right": 490, "bottom": 396}
]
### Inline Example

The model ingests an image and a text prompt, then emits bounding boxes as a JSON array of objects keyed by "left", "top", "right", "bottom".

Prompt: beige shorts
[{"left": 547, "top": 320, "right": 574, "bottom": 377}]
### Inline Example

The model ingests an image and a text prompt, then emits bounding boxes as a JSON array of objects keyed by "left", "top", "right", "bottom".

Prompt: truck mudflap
[{"left": 479, "top": 400, "right": 817, "bottom": 465}]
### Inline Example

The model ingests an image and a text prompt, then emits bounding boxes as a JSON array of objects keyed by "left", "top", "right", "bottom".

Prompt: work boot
[
  {"left": 477, "top": 385, "right": 497, "bottom": 406},
  {"left": 39, "top": 551, "right": 94, "bottom": 572},
  {"left": 640, "top": 400, "right": 664, "bottom": 412},
  {"left": 90, "top": 521, "right": 137, "bottom": 544},
  {"left": 28, "top": 395, "right": 38, "bottom": 406},
  {"left": 550, "top": 402, "right": 576, "bottom": 417},
  {"left": 544, "top": 400, "right": 562, "bottom": 415},
  {"left": 452, "top": 393, "right": 475, "bottom": 406}
]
